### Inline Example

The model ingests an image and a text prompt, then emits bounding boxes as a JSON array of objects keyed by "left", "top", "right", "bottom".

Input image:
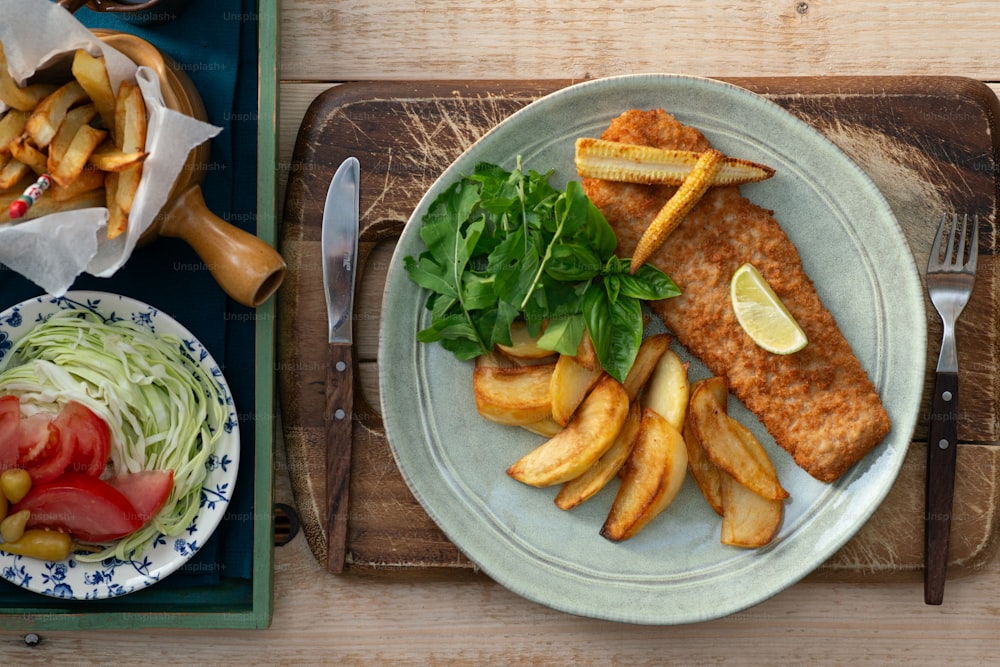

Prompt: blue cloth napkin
[{"left": 0, "top": 0, "right": 259, "bottom": 603}]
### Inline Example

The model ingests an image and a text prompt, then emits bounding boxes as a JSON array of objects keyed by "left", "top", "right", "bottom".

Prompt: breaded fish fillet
[{"left": 582, "top": 109, "right": 890, "bottom": 483}]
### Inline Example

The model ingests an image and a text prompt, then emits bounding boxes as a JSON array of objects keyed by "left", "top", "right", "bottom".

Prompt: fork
[{"left": 924, "top": 213, "right": 978, "bottom": 605}]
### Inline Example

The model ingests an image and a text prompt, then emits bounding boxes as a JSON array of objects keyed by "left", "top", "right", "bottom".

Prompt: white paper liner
[{"left": 0, "top": 0, "right": 221, "bottom": 294}]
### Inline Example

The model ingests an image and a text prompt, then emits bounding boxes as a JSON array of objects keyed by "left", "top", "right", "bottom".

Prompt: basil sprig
[{"left": 404, "top": 158, "right": 680, "bottom": 383}]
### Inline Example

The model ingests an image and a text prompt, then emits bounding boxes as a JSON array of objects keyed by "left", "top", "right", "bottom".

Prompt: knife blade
[{"left": 322, "top": 156, "right": 360, "bottom": 572}]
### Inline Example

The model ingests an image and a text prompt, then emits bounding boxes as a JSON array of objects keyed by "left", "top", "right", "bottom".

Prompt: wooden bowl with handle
[{"left": 94, "top": 30, "right": 285, "bottom": 308}]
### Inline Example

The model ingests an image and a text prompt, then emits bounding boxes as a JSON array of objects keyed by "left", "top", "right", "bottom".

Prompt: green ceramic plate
[{"left": 379, "top": 74, "right": 925, "bottom": 625}]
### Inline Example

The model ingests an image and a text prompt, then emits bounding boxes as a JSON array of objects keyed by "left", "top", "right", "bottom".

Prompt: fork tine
[
  {"left": 929, "top": 213, "right": 947, "bottom": 268},
  {"left": 956, "top": 214, "right": 967, "bottom": 264},
  {"left": 945, "top": 213, "right": 959, "bottom": 266},
  {"left": 967, "top": 214, "right": 979, "bottom": 273}
]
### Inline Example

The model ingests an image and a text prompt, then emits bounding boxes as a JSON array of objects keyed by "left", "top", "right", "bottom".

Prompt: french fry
[
  {"left": 113, "top": 80, "right": 146, "bottom": 216},
  {"left": 8, "top": 135, "right": 47, "bottom": 174},
  {"left": 0, "top": 109, "right": 29, "bottom": 155},
  {"left": 50, "top": 124, "right": 106, "bottom": 188},
  {"left": 104, "top": 171, "right": 127, "bottom": 238},
  {"left": 24, "top": 81, "right": 88, "bottom": 148},
  {"left": 87, "top": 140, "right": 147, "bottom": 172},
  {"left": 47, "top": 103, "right": 96, "bottom": 171},
  {"left": 0, "top": 42, "right": 149, "bottom": 230},
  {"left": 1, "top": 185, "right": 104, "bottom": 224},
  {"left": 0, "top": 43, "right": 56, "bottom": 111},
  {"left": 50, "top": 166, "right": 105, "bottom": 202},
  {"left": 71, "top": 49, "right": 115, "bottom": 132},
  {"left": 0, "top": 158, "right": 28, "bottom": 189},
  {"left": 507, "top": 376, "right": 629, "bottom": 487}
]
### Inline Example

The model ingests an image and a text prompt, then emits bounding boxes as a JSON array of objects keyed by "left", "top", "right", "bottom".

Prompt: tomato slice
[
  {"left": 14, "top": 472, "right": 143, "bottom": 542},
  {"left": 0, "top": 395, "right": 19, "bottom": 470},
  {"left": 56, "top": 401, "right": 111, "bottom": 477},
  {"left": 106, "top": 470, "right": 174, "bottom": 524},
  {"left": 17, "top": 414, "right": 70, "bottom": 484}
]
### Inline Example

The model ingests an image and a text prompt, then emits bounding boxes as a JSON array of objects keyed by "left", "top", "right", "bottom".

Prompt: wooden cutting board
[{"left": 277, "top": 77, "right": 1000, "bottom": 582}]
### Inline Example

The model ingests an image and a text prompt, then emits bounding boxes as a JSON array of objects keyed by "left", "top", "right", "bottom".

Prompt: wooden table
[{"left": 8, "top": 1, "right": 1000, "bottom": 664}]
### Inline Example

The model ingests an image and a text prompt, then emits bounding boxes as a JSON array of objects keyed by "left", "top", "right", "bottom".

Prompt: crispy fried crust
[{"left": 583, "top": 109, "right": 891, "bottom": 483}]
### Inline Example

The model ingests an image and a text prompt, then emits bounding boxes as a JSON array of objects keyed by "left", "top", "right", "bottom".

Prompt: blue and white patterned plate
[{"left": 0, "top": 291, "right": 239, "bottom": 600}]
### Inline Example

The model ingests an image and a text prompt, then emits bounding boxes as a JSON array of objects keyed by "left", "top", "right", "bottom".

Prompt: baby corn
[
  {"left": 630, "top": 148, "right": 724, "bottom": 273},
  {"left": 575, "top": 138, "right": 774, "bottom": 186}
]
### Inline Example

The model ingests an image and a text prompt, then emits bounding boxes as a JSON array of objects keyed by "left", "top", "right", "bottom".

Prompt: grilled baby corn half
[
  {"left": 630, "top": 148, "right": 725, "bottom": 272},
  {"left": 575, "top": 138, "right": 774, "bottom": 186}
]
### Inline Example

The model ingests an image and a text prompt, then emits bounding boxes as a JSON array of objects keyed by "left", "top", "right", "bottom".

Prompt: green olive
[
  {"left": 0, "top": 469, "right": 31, "bottom": 504},
  {"left": 0, "top": 529, "right": 73, "bottom": 561}
]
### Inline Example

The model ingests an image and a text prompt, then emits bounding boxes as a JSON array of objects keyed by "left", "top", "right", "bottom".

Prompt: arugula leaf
[{"left": 404, "top": 158, "right": 681, "bottom": 382}]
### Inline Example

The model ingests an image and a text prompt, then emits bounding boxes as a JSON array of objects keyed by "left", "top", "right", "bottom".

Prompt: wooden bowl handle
[{"left": 157, "top": 185, "right": 286, "bottom": 308}]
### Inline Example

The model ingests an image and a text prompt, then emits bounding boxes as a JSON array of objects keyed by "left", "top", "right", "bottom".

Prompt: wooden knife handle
[
  {"left": 924, "top": 370, "right": 959, "bottom": 605},
  {"left": 325, "top": 342, "right": 354, "bottom": 572}
]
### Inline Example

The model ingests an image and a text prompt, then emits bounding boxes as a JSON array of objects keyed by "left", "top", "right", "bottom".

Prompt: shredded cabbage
[{"left": 0, "top": 310, "right": 230, "bottom": 562}]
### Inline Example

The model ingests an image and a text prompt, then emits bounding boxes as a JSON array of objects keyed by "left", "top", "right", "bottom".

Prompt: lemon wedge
[{"left": 730, "top": 263, "right": 808, "bottom": 354}]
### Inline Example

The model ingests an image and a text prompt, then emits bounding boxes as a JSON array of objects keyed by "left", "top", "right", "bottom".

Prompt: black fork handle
[{"left": 924, "top": 370, "right": 959, "bottom": 605}]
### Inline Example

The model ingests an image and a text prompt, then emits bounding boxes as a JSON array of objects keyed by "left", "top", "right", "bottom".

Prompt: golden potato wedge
[
  {"left": 550, "top": 351, "right": 605, "bottom": 426},
  {"left": 474, "top": 350, "right": 508, "bottom": 369},
  {"left": 496, "top": 320, "right": 553, "bottom": 361},
  {"left": 25, "top": 81, "right": 88, "bottom": 148},
  {"left": 683, "top": 408, "right": 724, "bottom": 516},
  {"left": 641, "top": 348, "right": 689, "bottom": 432},
  {"left": 0, "top": 44, "right": 56, "bottom": 111},
  {"left": 50, "top": 124, "right": 106, "bottom": 188},
  {"left": 555, "top": 400, "right": 642, "bottom": 510},
  {"left": 520, "top": 417, "right": 562, "bottom": 438},
  {"left": 720, "top": 417, "right": 784, "bottom": 546},
  {"left": 601, "top": 408, "right": 689, "bottom": 541},
  {"left": 720, "top": 472, "right": 783, "bottom": 548},
  {"left": 728, "top": 418, "right": 782, "bottom": 483},
  {"left": 0, "top": 109, "right": 29, "bottom": 155},
  {"left": 573, "top": 330, "right": 599, "bottom": 372},
  {"left": 71, "top": 49, "right": 115, "bottom": 132},
  {"left": 688, "top": 378, "right": 788, "bottom": 500},
  {"left": 621, "top": 333, "right": 671, "bottom": 401},
  {"left": 473, "top": 359, "right": 556, "bottom": 426},
  {"left": 507, "top": 376, "right": 629, "bottom": 487}
]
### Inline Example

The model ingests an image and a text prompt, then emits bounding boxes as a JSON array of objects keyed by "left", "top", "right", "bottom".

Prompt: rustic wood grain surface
[
  {"left": 276, "top": 77, "right": 1000, "bottom": 581},
  {"left": 10, "top": 2, "right": 1000, "bottom": 665}
]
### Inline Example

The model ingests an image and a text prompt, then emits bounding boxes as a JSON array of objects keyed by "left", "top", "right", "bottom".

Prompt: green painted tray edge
[{"left": 0, "top": 0, "right": 278, "bottom": 631}]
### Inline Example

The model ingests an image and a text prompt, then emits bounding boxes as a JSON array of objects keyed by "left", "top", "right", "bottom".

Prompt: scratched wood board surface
[{"left": 277, "top": 77, "right": 1000, "bottom": 580}]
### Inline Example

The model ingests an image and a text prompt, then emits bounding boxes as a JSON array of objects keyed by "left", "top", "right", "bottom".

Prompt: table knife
[{"left": 322, "top": 156, "right": 360, "bottom": 573}]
